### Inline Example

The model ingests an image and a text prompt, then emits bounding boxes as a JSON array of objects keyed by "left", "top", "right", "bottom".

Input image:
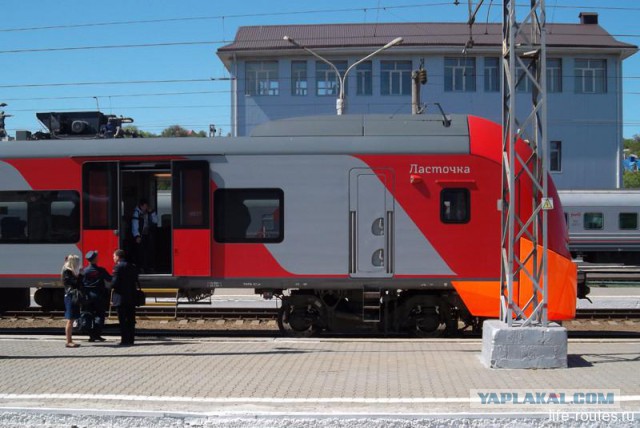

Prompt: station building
[{"left": 217, "top": 13, "right": 637, "bottom": 189}]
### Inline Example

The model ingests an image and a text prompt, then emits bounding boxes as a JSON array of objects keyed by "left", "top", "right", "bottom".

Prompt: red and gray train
[{"left": 0, "top": 112, "right": 577, "bottom": 335}]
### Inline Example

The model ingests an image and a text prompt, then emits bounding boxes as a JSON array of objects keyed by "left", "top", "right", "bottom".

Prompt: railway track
[
  {"left": 574, "top": 308, "right": 640, "bottom": 319},
  {"left": 2, "top": 307, "right": 638, "bottom": 320},
  {"left": 1, "top": 306, "right": 279, "bottom": 320},
  {"left": 0, "top": 307, "right": 638, "bottom": 339}
]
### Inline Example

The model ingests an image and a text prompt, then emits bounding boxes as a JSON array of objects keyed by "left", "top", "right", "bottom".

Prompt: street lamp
[{"left": 283, "top": 35, "right": 403, "bottom": 115}]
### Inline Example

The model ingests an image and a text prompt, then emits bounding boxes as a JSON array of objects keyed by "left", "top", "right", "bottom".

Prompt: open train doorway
[{"left": 120, "top": 163, "right": 172, "bottom": 275}]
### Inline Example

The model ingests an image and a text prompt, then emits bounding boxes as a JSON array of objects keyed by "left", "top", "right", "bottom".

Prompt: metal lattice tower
[
  {"left": 500, "top": 0, "right": 549, "bottom": 326},
  {"left": 464, "top": 0, "right": 549, "bottom": 327}
]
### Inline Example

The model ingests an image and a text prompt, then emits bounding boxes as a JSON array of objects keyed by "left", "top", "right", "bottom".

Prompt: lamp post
[{"left": 283, "top": 35, "right": 403, "bottom": 115}]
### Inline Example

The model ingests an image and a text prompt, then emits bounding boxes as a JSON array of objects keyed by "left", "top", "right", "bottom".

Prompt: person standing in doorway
[
  {"left": 131, "top": 198, "right": 158, "bottom": 273},
  {"left": 111, "top": 249, "right": 138, "bottom": 346},
  {"left": 83, "top": 250, "right": 112, "bottom": 342}
]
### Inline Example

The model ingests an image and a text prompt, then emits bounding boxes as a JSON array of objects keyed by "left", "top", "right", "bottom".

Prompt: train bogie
[{"left": 0, "top": 114, "right": 577, "bottom": 333}]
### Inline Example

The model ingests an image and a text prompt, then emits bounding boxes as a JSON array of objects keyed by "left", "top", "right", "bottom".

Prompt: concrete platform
[
  {"left": 0, "top": 335, "right": 638, "bottom": 426},
  {"left": 577, "top": 286, "right": 640, "bottom": 310}
]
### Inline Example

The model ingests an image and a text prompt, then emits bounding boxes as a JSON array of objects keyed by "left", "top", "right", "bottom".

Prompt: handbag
[{"left": 68, "top": 288, "right": 87, "bottom": 306}]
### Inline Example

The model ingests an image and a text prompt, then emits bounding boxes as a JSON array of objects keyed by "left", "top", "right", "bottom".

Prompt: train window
[
  {"left": 441, "top": 188, "right": 470, "bottom": 224},
  {"left": 619, "top": 213, "right": 638, "bottom": 230},
  {"left": 0, "top": 191, "right": 80, "bottom": 243},
  {"left": 583, "top": 212, "right": 603, "bottom": 230},
  {"left": 173, "top": 161, "right": 210, "bottom": 229},
  {"left": 82, "top": 162, "right": 118, "bottom": 230},
  {"left": 214, "top": 189, "right": 284, "bottom": 243}
]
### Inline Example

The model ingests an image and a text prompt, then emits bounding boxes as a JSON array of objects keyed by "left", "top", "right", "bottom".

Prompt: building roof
[{"left": 217, "top": 22, "right": 637, "bottom": 59}]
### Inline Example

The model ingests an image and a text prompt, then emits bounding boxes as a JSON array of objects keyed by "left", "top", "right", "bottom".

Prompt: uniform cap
[{"left": 85, "top": 250, "right": 98, "bottom": 261}]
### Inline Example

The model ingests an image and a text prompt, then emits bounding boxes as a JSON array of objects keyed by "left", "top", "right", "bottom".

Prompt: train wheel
[
  {"left": 406, "top": 304, "right": 444, "bottom": 338},
  {"left": 34, "top": 288, "right": 53, "bottom": 310},
  {"left": 277, "top": 302, "right": 320, "bottom": 337},
  {"left": 0, "top": 288, "right": 30, "bottom": 312}
]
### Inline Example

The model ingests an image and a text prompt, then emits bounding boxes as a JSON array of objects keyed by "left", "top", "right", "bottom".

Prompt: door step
[{"left": 362, "top": 287, "right": 381, "bottom": 322}]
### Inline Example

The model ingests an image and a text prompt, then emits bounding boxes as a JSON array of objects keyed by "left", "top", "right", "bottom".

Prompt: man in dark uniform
[
  {"left": 131, "top": 198, "right": 158, "bottom": 273},
  {"left": 83, "top": 250, "right": 112, "bottom": 342},
  {"left": 111, "top": 249, "right": 138, "bottom": 346}
]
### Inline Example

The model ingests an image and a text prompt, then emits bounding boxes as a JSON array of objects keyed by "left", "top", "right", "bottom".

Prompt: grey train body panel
[
  {"left": 207, "top": 155, "right": 455, "bottom": 276},
  {"left": 0, "top": 162, "right": 80, "bottom": 277},
  {"left": 0, "top": 114, "right": 470, "bottom": 283},
  {"left": 0, "top": 115, "right": 470, "bottom": 159}
]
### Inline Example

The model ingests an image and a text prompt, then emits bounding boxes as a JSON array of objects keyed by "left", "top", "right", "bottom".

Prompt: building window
[
  {"left": 583, "top": 212, "right": 603, "bottom": 230},
  {"left": 380, "top": 61, "right": 411, "bottom": 95},
  {"left": 619, "top": 213, "right": 638, "bottom": 230},
  {"left": 484, "top": 57, "right": 500, "bottom": 92},
  {"left": 445, "top": 57, "right": 476, "bottom": 92},
  {"left": 316, "top": 60, "right": 347, "bottom": 96},
  {"left": 0, "top": 190, "right": 80, "bottom": 243},
  {"left": 440, "top": 188, "right": 470, "bottom": 224},
  {"left": 575, "top": 59, "right": 606, "bottom": 93},
  {"left": 245, "top": 61, "right": 279, "bottom": 96},
  {"left": 356, "top": 61, "right": 372, "bottom": 95},
  {"left": 547, "top": 58, "right": 562, "bottom": 93},
  {"left": 214, "top": 189, "right": 284, "bottom": 243},
  {"left": 516, "top": 59, "right": 532, "bottom": 93},
  {"left": 550, "top": 141, "right": 562, "bottom": 172},
  {"left": 291, "top": 61, "right": 307, "bottom": 96}
]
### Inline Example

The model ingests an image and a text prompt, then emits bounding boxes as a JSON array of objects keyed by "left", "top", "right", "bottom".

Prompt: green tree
[
  {"left": 123, "top": 125, "right": 158, "bottom": 138},
  {"left": 623, "top": 135, "right": 640, "bottom": 156},
  {"left": 161, "top": 125, "right": 191, "bottom": 138},
  {"left": 160, "top": 125, "right": 207, "bottom": 138},
  {"left": 622, "top": 135, "right": 640, "bottom": 188},
  {"left": 623, "top": 170, "right": 640, "bottom": 189}
]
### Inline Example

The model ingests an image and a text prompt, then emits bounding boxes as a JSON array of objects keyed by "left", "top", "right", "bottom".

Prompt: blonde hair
[{"left": 61, "top": 254, "right": 81, "bottom": 278}]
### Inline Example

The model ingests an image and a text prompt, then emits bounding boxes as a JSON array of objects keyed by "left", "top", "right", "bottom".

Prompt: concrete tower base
[{"left": 480, "top": 319, "right": 568, "bottom": 369}]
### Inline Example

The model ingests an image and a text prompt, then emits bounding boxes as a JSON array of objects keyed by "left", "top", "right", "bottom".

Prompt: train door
[
  {"left": 83, "top": 161, "right": 175, "bottom": 274},
  {"left": 349, "top": 169, "right": 394, "bottom": 278},
  {"left": 119, "top": 162, "right": 172, "bottom": 275},
  {"left": 82, "top": 162, "right": 120, "bottom": 272},
  {"left": 171, "top": 160, "right": 211, "bottom": 276}
]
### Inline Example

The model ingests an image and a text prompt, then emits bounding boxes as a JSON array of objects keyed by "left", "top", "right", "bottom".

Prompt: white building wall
[{"left": 231, "top": 53, "right": 624, "bottom": 190}]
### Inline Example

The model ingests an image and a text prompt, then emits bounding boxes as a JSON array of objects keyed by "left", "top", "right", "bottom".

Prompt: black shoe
[
  {"left": 117, "top": 342, "right": 133, "bottom": 347},
  {"left": 89, "top": 337, "right": 106, "bottom": 342}
]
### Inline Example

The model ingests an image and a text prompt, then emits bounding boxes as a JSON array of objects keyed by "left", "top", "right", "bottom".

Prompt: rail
[
  {"left": 2, "top": 307, "right": 638, "bottom": 320},
  {"left": 2, "top": 306, "right": 278, "bottom": 320}
]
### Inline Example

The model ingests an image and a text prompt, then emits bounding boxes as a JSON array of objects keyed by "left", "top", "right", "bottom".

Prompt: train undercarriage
[
  {"left": 268, "top": 288, "right": 480, "bottom": 337},
  {"left": 1, "top": 284, "right": 481, "bottom": 338}
]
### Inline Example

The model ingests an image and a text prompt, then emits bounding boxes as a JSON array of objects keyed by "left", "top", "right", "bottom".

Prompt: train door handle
[
  {"left": 372, "top": 249, "right": 384, "bottom": 267},
  {"left": 371, "top": 217, "right": 384, "bottom": 236}
]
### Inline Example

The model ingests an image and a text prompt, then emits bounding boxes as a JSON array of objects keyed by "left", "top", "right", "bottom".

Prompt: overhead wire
[
  {"left": 0, "top": 3, "right": 455, "bottom": 33},
  {"left": 0, "top": 30, "right": 638, "bottom": 56},
  {"left": 2, "top": 2, "right": 639, "bottom": 134},
  {"left": 1, "top": 2, "right": 639, "bottom": 34}
]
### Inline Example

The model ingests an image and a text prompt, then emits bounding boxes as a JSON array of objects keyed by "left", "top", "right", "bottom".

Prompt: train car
[
  {"left": 0, "top": 114, "right": 577, "bottom": 335},
  {"left": 559, "top": 189, "right": 640, "bottom": 264}
]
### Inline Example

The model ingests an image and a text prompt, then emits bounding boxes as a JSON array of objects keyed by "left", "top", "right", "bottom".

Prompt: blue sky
[{"left": 1, "top": 1, "right": 639, "bottom": 137}]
